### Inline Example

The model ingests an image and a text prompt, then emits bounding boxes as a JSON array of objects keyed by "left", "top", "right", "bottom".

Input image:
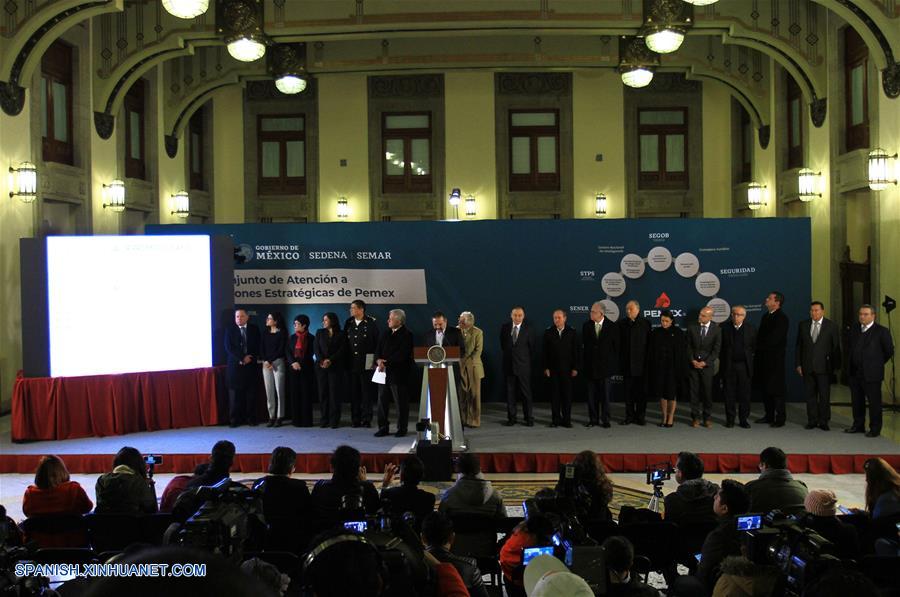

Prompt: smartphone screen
[{"left": 343, "top": 521, "right": 367, "bottom": 533}]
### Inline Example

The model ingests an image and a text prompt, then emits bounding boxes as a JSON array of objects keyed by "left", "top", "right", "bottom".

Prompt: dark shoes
[
  {"left": 771, "top": 421, "right": 785, "bottom": 428},
  {"left": 600, "top": 421, "right": 611, "bottom": 428},
  {"left": 395, "top": 430, "right": 408, "bottom": 438},
  {"left": 585, "top": 422, "right": 597, "bottom": 428},
  {"left": 619, "top": 419, "right": 633, "bottom": 426},
  {"left": 548, "top": 422, "right": 558, "bottom": 428},
  {"left": 725, "top": 421, "right": 735, "bottom": 428},
  {"left": 819, "top": 423, "right": 830, "bottom": 431},
  {"left": 561, "top": 422, "right": 572, "bottom": 428},
  {"left": 319, "top": 421, "right": 329, "bottom": 428},
  {"left": 267, "top": 419, "right": 276, "bottom": 428},
  {"left": 738, "top": 421, "right": 751, "bottom": 429},
  {"left": 374, "top": 428, "right": 390, "bottom": 437},
  {"left": 865, "top": 430, "right": 880, "bottom": 438},
  {"left": 351, "top": 422, "right": 361, "bottom": 428},
  {"left": 524, "top": 420, "right": 534, "bottom": 427},
  {"left": 844, "top": 427, "right": 863, "bottom": 434},
  {"left": 502, "top": 420, "right": 516, "bottom": 427},
  {"left": 755, "top": 416, "right": 772, "bottom": 424},
  {"left": 804, "top": 423, "right": 817, "bottom": 430}
]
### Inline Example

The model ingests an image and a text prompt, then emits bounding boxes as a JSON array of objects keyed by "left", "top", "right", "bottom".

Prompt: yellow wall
[
  {"left": 445, "top": 72, "right": 497, "bottom": 219},
  {"left": 155, "top": 69, "right": 187, "bottom": 225},
  {"left": 753, "top": 73, "right": 778, "bottom": 218},
  {"left": 875, "top": 89, "right": 900, "bottom": 320},
  {"left": 701, "top": 82, "right": 733, "bottom": 217},
  {"left": 573, "top": 71, "right": 626, "bottom": 218},
  {"left": 89, "top": 114, "right": 119, "bottom": 234},
  {"left": 318, "top": 74, "right": 369, "bottom": 222},
  {"left": 806, "top": 108, "right": 831, "bottom": 303},
  {"left": 0, "top": 101, "right": 34, "bottom": 410},
  {"left": 212, "top": 86, "right": 245, "bottom": 223}
]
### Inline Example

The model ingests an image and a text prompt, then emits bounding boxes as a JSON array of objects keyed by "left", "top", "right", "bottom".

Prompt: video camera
[
  {"left": 740, "top": 511, "right": 839, "bottom": 596},
  {"left": 143, "top": 454, "right": 163, "bottom": 478},
  {"left": 645, "top": 462, "right": 674, "bottom": 512},
  {"left": 175, "top": 478, "right": 265, "bottom": 562}
]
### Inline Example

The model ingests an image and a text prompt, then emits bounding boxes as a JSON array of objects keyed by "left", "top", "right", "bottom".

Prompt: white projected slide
[{"left": 47, "top": 235, "right": 212, "bottom": 377}]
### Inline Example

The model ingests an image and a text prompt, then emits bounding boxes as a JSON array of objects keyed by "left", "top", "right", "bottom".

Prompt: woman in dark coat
[
  {"left": 314, "top": 312, "right": 348, "bottom": 428},
  {"left": 287, "top": 314, "right": 315, "bottom": 427},
  {"left": 647, "top": 310, "right": 688, "bottom": 427}
]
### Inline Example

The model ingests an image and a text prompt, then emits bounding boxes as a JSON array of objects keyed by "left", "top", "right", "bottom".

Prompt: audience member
[
  {"left": 186, "top": 440, "right": 237, "bottom": 489},
  {"left": 310, "top": 445, "right": 379, "bottom": 532},
  {"left": 602, "top": 536, "right": 660, "bottom": 597},
  {"left": 863, "top": 457, "right": 900, "bottom": 519},
  {"left": 711, "top": 555, "right": 778, "bottom": 597},
  {"left": 801, "top": 489, "right": 860, "bottom": 559},
  {"left": 421, "top": 511, "right": 489, "bottom": 597},
  {"left": 557, "top": 450, "right": 613, "bottom": 523},
  {"left": 500, "top": 513, "right": 554, "bottom": 597},
  {"left": 664, "top": 452, "right": 718, "bottom": 525},
  {"left": 94, "top": 447, "right": 157, "bottom": 514},
  {"left": 256, "top": 446, "right": 310, "bottom": 519},
  {"left": 802, "top": 568, "right": 881, "bottom": 597},
  {"left": 694, "top": 479, "right": 750, "bottom": 592},
  {"left": 438, "top": 453, "right": 505, "bottom": 519},
  {"left": 523, "top": 554, "right": 594, "bottom": 597},
  {"left": 380, "top": 455, "right": 436, "bottom": 529},
  {"left": 23, "top": 455, "right": 93, "bottom": 517},
  {"left": 159, "top": 463, "right": 208, "bottom": 513},
  {"left": 745, "top": 447, "right": 808, "bottom": 515},
  {"left": 240, "top": 557, "right": 290, "bottom": 596}
]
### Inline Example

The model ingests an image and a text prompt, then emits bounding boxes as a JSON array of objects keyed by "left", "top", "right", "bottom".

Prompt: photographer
[
  {"left": 670, "top": 479, "right": 750, "bottom": 595},
  {"left": 603, "top": 536, "right": 660, "bottom": 597},
  {"left": 556, "top": 450, "right": 613, "bottom": 523},
  {"left": 801, "top": 490, "right": 859, "bottom": 559},
  {"left": 95, "top": 446, "right": 158, "bottom": 514},
  {"left": 310, "top": 445, "right": 380, "bottom": 532},
  {"left": 421, "top": 512, "right": 489, "bottom": 597},
  {"left": 663, "top": 452, "right": 718, "bottom": 525},
  {"left": 186, "top": 440, "right": 236, "bottom": 490},
  {"left": 499, "top": 512, "right": 554, "bottom": 597},
  {"left": 380, "top": 456, "right": 436, "bottom": 531}
]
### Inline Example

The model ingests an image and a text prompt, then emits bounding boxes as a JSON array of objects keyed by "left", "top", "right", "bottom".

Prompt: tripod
[{"left": 648, "top": 481, "right": 665, "bottom": 513}]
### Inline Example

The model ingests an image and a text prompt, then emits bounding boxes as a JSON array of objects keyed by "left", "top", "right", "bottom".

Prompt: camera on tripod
[{"left": 645, "top": 463, "right": 674, "bottom": 512}]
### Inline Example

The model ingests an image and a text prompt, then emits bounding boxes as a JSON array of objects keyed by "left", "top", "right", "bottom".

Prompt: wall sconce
[
  {"left": 171, "top": 190, "right": 190, "bottom": 218},
  {"left": 8, "top": 161, "right": 37, "bottom": 202},
  {"left": 618, "top": 36, "right": 658, "bottom": 88},
  {"left": 162, "top": 0, "right": 209, "bottom": 19},
  {"left": 642, "top": 0, "right": 693, "bottom": 54},
  {"left": 465, "top": 194, "right": 476, "bottom": 217},
  {"left": 595, "top": 193, "right": 608, "bottom": 217},
  {"left": 102, "top": 179, "right": 126, "bottom": 212},
  {"left": 268, "top": 43, "right": 308, "bottom": 95},
  {"left": 797, "top": 168, "right": 821, "bottom": 202},
  {"left": 217, "top": 0, "right": 267, "bottom": 62},
  {"left": 448, "top": 187, "right": 461, "bottom": 220},
  {"left": 867, "top": 148, "right": 898, "bottom": 191},
  {"left": 747, "top": 182, "right": 767, "bottom": 210},
  {"left": 337, "top": 196, "right": 349, "bottom": 219}
]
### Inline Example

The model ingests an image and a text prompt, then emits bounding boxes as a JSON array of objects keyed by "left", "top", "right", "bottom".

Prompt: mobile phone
[
  {"left": 143, "top": 454, "right": 163, "bottom": 466},
  {"left": 837, "top": 505, "right": 852, "bottom": 515},
  {"left": 343, "top": 521, "right": 367, "bottom": 533},
  {"left": 523, "top": 546, "right": 554, "bottom": 566},
  {"left": 694, "top": 553, "right": 702, "bottom": 563},
  {"left": 736, "top": 514, "right": 762, "bottom": 531}
]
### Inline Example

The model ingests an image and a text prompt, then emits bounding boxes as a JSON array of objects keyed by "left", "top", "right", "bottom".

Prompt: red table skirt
[{"left": 11, "top": 367, "right": 226, "bottom": 441}]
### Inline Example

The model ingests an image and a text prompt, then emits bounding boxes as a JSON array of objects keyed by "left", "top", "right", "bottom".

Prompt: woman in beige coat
[{"left": 458, "top": 311, "right": 484, "bottom": 427}]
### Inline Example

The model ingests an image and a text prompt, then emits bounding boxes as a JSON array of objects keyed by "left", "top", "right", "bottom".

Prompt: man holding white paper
[{"left": 374, "top": 309, "right": 415, "bottom": 438}]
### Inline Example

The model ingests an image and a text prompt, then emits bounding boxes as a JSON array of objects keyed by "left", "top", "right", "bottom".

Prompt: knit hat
[{"left": 804, "top": 489, "right": 837, "bottom": 516}]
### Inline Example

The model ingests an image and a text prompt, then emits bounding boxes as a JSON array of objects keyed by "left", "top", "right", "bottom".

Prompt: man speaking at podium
[{"left": 424, "top": 311, "right": 466, "bottom": 353}]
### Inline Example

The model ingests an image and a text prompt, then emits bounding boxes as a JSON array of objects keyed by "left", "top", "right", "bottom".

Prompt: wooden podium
[{"left": 414, "top": 345, "right": 466, "bottom": 451}]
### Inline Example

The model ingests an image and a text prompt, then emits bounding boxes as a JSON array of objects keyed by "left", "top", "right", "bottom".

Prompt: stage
[{"left": 3, "top": 402, "right": 898, "bottom": 475}]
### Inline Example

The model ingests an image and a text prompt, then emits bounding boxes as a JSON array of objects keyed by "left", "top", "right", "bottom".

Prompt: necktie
[
  {"left": 436, "top": 330, "right": 444, "bottom": 345},
  {"left": 240, "top": 326, "right": 247, "bottom": 352},
  {"left": 701, "top": 325, "right": 707, "bottom": 338},
  {"left": 512, "top": 325, "right": 519, "bottom": 345},
  {"left": 595, "top": 322, "right": 601, "bottom": 338},
  {"left": 811, "top": 321, "right": 820, "bottom": 343}
]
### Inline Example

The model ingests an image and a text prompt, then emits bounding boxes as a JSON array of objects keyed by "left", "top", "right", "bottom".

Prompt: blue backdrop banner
[{"left": 148, "top": 218, "right": 811, "bottom": 403}]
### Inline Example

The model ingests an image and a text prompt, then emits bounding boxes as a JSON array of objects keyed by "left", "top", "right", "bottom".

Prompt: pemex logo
[{"left": 655, "top": 292, "right": 671, "bottom": 308}]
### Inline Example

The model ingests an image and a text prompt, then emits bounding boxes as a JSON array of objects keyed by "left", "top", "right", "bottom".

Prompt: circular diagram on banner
[
  {"left": 647, "top": 246, "right": 673, "bottom": 272},
  {"left": 695, "top": 272, "right": 721, "bottom": 297},
  {"left": 601, "top": 272, "right": 626, "bottom": 297},
  {"left": 706, "top": 297, "right": 731, "bottom": 323},
  {"left": 600, "top": 299, "right": 620, "bottom": 322},
  {"left": 620, "top": 254, "right": 646, "bottom": 279},
  {"left": 675, "top": 252, "right": 700, "bottom": 278}
]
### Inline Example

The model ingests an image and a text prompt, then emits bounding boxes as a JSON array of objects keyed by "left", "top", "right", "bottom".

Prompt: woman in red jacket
[{"left": 23, "top": 455, "right": 93, "bottom": 517}]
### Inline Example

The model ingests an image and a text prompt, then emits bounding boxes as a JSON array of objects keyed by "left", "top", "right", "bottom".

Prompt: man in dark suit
[
  {"left": 582, "top": 301, "right": 618, "bottom": 428},
  {"left": 754, "top": 291, "right": 790, "bottom": 427},
  {"left": 542, "top": 309, "right": 581, "bottom": 428},
  {"left": 795, "top": 301, "right": 842, "bottom": 431},
  {"left": 687, "top": 306, "right": 722, "bottom": 428},
  {"left": 344, "top": 299, "right": 380, "bottom": 428},
  {"left": 424, "top": 311, "right": 466, "bottom": 353},
  {"left": 499, "top": 306, "right": 536, "bottom": 426},
  {"left": 224, "top": 308, "right": 262, "bottom": 427},
  {"left": 719, "top": 305, "right": 757, "bottom": 429},
  {"left": 374, "top": 308, "right": 415, "bottom": 438},
  {"left": 619, "top": 300, "right": 651, "bottom": 425},
  {"left": 845, "top": 304, "right": 894, "bottom": 438}
]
